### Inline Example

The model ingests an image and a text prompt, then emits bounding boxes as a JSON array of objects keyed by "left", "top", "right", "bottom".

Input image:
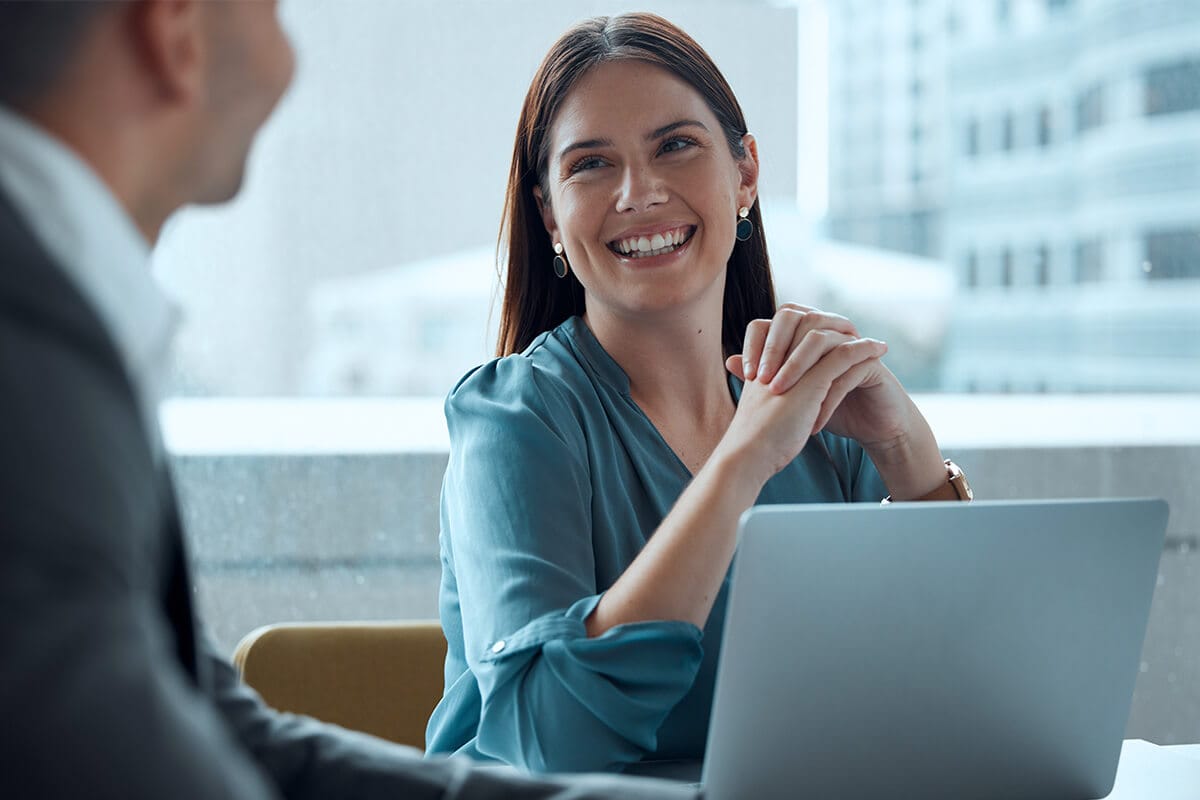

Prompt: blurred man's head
[{"left": 0, "top": 0, "right": 294, "bottom": 238}]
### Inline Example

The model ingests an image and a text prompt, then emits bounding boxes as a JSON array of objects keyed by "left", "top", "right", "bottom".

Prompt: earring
[
  {"left": 553, "top": 242, "right": 569, "bottom": 278},
  {"left": 735, "top": 207, "right": 753, "bottom": 242}
]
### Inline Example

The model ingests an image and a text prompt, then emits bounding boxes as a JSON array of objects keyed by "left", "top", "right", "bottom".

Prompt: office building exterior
[{"left": 829, "top": 0, "right": 1200, "bottom": 391}]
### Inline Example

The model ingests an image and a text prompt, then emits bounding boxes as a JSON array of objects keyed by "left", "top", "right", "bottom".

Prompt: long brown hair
[{"left": 496, "top": 12, "right": 777, "bottom": 357}]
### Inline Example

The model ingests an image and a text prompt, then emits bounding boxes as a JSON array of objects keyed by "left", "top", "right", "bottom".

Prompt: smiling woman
[{"left": 424, "top": 12, "right": 961, "bottom": 774}]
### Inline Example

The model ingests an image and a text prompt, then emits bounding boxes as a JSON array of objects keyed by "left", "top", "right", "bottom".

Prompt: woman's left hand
[{"left": 725, "top": 303, "right": 948, "bottom": 499}]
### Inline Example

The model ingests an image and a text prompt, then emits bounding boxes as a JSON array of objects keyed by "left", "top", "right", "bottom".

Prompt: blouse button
[{"left": 491, "top": 640, "right": 506, "bottom": 654}]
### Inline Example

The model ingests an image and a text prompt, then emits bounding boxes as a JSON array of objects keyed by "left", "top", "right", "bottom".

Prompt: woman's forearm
[{"left": 585, "top": 439, "right": 769, "bottom": 636}]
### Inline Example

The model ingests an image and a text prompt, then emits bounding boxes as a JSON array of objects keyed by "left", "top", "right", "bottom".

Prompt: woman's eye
[
  {"left": 660, "top": 137, "right": 695, "bottom": 154},
  {"left": 569, "top": 156, "right": 606, "bottom": 174}
]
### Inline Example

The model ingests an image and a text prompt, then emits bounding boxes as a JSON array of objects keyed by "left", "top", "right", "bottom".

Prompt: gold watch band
[{"left": 881, "top": 459, "right": 973, "bottom": 504}]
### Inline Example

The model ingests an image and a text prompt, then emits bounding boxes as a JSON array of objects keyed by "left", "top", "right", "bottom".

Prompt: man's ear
[
  {"left": 532, "top": 184, "right": 561, "bottom": 243},
  {"left": 736, "top": 132, "right": 760, "bottom": 212},
  {"left": 133, "top": 0, "right": 204, "bottom": 103}
]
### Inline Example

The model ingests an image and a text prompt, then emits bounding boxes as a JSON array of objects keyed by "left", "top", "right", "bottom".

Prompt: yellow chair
[{"left": 233, "top": 620, "right": 447, "bottom": 749}]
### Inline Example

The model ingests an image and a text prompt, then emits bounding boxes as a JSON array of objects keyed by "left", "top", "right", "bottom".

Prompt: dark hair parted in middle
[{"left": 496, "top": 12, "right": 777, "bottom": 357}]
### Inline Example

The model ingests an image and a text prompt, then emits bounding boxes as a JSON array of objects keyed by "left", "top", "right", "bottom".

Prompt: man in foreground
[{"left": 0, "top": 2, "right": 697, "bottom": 797}]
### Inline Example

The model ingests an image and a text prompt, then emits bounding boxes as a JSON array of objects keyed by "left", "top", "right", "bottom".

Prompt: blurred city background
[{"left": 154, "top": 0, "right": 1200, "bottom": 399}]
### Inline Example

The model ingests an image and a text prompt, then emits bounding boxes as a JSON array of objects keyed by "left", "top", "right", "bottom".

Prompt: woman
[{"left": 425, "top": 12, "right": 967, "bottom": 773}]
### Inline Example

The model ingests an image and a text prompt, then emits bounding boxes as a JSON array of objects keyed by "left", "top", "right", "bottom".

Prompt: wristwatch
[{"left": 881, "top": 459, "right": 973, "bottom": 504}]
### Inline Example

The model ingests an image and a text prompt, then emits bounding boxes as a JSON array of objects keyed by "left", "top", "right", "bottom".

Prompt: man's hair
[{"left": 0, "top": 1, "right": 113, "bottom": 110}]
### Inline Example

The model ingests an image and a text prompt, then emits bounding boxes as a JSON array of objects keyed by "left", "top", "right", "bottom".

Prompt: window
[
  {"left": 1076, "top": 84, "right": 1105, "bottom": 135},
  {"left": 1144, "top": 60, "right": 1200, "bottom": 117},
  {"left": 1000, "top": 247, "right": 1014, "bottom": 287},
  {"left": 964, "top": 250, "right": 979, "bottom": 288},
  {"left": 965, "top": 117, "right": 980, "bottom": 157},
  {"left": 1143, "top": 227, "right": 1200, "bottom": 280},
  {"left": 1037, "top": 105, "right": 1053, "bottom": 147},
  {"left": 1075, "top": 238, "right": 1105, "bottom": 282},
  {"left": 1001, "top": 111, "right": 1015, "bottom": 152},
  {"left": 996, "top": 0, "right": 1012, "bottom": 27},
  {"left": 1035, "top": 244, "right": 1051, "bottom": 286}
]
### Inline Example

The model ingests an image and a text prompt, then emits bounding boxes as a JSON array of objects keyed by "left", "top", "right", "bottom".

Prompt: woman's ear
[
  {"left": 532, "top": 185, "right": 560, "bottom": 243},
  {"left": 736, "top": 132, "right": 760, "bottom": 211}
]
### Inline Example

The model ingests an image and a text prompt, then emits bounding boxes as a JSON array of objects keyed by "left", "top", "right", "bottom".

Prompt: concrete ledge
[{"left": 166, "top": 397, "right": 1200, "bottom": 744}]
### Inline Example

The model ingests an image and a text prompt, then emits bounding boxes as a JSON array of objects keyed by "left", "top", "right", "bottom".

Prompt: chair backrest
[{"left": 233, "top": 620, "right": 447, "bottom": 749}]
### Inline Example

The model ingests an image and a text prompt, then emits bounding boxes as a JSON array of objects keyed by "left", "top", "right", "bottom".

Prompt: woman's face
[{"left": 537, "top": 59, "right": 758, "bottom": 322}]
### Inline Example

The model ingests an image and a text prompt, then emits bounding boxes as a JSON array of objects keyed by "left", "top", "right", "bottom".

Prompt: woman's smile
[{"left": 607, "top": 224, "right": 696, "bottom": 264}]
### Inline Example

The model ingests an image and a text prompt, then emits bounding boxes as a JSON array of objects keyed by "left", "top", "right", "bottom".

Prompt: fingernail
[{"left": 744, "top": 359, "right": 754, "bottom": 378}]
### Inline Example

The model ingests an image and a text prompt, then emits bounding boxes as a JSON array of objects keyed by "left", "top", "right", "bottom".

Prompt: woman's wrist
[
  {"left": 707, "top": 438, "right": 774, "bottom": 501},
  {"left": 862, "top": 416, "right": 948, "bottom": 502}
]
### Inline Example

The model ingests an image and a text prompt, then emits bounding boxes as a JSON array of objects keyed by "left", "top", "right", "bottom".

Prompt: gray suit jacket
[{"left": 0, "top": 188, "right": 699, "bottom": 799}]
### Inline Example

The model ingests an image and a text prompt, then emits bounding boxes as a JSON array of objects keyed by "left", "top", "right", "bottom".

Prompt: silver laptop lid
[{"left": 702, "top": 498, "right": 1168, "bottom": 800}]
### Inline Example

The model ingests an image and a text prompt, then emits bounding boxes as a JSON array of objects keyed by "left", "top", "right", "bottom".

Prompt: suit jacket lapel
[{"left": 0, "top": 185, "right": 203, "bottom": 683}]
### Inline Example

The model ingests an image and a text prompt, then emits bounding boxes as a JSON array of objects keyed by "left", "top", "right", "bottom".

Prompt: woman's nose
[{"left": 615, "top": 165, "right": 668, "bottom": 213}]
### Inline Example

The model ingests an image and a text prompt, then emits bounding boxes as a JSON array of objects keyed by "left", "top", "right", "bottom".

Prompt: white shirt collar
[{"left": 0, "top": 105, "right": 179, "bottom": 412}]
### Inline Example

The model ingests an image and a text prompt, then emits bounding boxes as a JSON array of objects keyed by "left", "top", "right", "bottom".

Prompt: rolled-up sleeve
[{"left": 439, "top": 358, "right": 704, "bottom": 773}]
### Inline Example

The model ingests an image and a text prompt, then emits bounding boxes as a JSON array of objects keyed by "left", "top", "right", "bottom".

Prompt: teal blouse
[{"left": 425, "top": 316, "right": 886, "bottom": 773}]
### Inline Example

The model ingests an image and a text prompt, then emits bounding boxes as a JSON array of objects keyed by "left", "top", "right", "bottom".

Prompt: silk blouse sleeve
[{"left": 439, "top": 356, "right": 704, "bottom": 773}]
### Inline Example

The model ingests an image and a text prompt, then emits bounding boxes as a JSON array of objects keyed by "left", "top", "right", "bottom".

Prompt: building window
[
  {"left": 1143, "top": 227, "right": 1200, "bottom": 280},
  {"left": 1075, "top": 238, "right": 1105, "bottom": 282},
  {"left": 1037, "top": 106, "right": 1053, "bottom": 147},
  {"left": 1035, "top": 244, "right": 1051, "bottom": 286},
  {"left": 1075, "top": 84, "right": 1105, "bottom": 135},
  {"left": 910, "top": 79, "right": 924, "bottom": 98},
  {"left": 1000, "top": 248, "right": 1014, "bottom": 287},
  {"left": 1144, "top": 60, "right": 1200, "bottom": 117},
  {"left": 1045, "top": 0, "right": 1073, "bottom": 11},
  {"left": 996, "top": 0, "right": 1011, "bottom": 27},
  {"left": 1001, "top": 112, "right": 1015, "bottom": 151},
  {"left": 966, "top": 117, "right": 979, "bottom": 157},
  {"left": 964, "top": 251, "right": 978, "bottom": 289}
]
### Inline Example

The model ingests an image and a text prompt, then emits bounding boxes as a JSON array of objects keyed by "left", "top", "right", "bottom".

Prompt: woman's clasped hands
[{"left": 720, "top": 303, "right": 942, "bottom": 495}]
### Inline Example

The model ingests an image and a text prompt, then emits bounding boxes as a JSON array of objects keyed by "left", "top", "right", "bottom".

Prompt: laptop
[{"left": 698, "top": 498, "right": 1168, "bottom": 800}]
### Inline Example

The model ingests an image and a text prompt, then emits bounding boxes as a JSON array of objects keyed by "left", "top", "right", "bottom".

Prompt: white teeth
[
  {"left": 611, "top": 227, "right": 692, "bottom": 258},
  {"left": 628, "top": 243, "right": 678, "bottom": 259}
]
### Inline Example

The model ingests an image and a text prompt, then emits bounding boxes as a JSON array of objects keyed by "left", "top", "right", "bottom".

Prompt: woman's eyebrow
[
  {"left": 647, "top": 119, "right": 708, "bottom": 140},
  {"left": 556, "top": 119, "right": 709, "bottom": 162}
]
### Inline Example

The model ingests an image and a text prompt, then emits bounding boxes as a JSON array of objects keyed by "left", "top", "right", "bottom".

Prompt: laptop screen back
[{"left": 702, "top": 499, "right": 1167, "bottom": 800}]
